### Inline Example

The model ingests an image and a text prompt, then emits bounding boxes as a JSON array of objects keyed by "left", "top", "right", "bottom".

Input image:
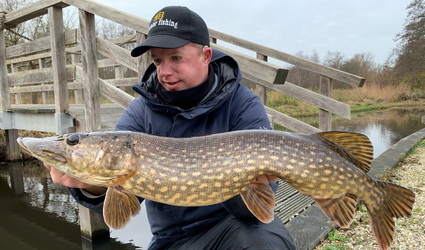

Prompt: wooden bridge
[{"left": 0, "top": 0, "right": 365, "bottom": 249}]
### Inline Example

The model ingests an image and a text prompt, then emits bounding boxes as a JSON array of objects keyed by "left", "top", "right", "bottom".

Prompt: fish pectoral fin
[
  {"left": 315, "top": 193, "right": 358, "bottom": 228},
  {"left": 240, "top": 181, "right": 275, "bottom": 224},
  {"left": 103, "top": 187, "right": 141, "bottom": 230},
  {"left": 88, "top": 169, "right": 137, "bottom": 186}
]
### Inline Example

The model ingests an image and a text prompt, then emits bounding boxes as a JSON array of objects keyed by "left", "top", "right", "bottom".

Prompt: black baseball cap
[{"left": 131, "top": 6, "right": 210, "bottom": 57}]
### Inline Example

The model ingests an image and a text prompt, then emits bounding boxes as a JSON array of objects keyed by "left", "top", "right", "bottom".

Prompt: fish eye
[{"left": 66, "top": 134, "right": 80, "bottom": 146}]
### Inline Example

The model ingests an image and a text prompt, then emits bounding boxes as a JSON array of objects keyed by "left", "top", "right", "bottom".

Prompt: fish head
[{"left": 17, "top": 132, "right": 137, "bottom": 185}]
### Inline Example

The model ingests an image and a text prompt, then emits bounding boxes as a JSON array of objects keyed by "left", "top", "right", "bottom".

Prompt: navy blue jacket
[{"left": 69, "top": 49, "right": 275, "bottom": 246}]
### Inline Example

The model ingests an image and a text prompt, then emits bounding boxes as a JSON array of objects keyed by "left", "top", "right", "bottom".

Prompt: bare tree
[{"left": 391, "top": 0, "right": 425, "bottom": 89}]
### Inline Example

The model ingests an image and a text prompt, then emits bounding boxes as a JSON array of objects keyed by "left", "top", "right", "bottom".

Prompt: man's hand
[
  {"left": 44, "top": 163, "right": 107, "bottom": 196},
  {"left": 254, "top": 175, "right": 278, "bottom": 184}
]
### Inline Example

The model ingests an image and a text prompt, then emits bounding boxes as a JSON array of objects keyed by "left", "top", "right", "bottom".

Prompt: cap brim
[{"left": 131, "top": 35, "right": 190, "bottom": 57}]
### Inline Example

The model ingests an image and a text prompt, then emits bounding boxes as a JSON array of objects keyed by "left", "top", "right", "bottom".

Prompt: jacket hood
[{"left": 132, "top": 49, "right": 241, "bottom": 115}]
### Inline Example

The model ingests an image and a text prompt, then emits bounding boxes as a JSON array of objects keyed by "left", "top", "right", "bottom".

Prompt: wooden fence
[{"left": 1, "top": 0, "right": 365, "bottom": 137}]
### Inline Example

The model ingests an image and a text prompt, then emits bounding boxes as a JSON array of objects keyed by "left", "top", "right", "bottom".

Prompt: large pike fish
[{"left": 17, "top": 130, "right": 415, "bottom": 250}]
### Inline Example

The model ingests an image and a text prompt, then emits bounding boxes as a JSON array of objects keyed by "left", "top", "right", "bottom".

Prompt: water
[
  {"left": 332, "top": 107, "right": 425, "bottom": 158},
  {"left": 0, "top": 107, "right": 424, "bottom": 249}
]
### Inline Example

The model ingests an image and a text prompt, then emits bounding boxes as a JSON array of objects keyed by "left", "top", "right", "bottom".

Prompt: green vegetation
[
  {"left": 266, "top": 83, "right": 425, "bottom": 118},
  {"left": 321, "top": 229, "right": 350, "bottom": 250}
]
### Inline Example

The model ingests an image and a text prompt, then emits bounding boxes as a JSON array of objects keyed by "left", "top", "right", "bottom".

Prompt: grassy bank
[{"left": 267, "top": 84, "right": 425, "bottom": 117}]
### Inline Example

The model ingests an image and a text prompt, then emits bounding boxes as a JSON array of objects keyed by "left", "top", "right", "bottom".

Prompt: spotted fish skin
[{"left": 17, "top": 130, "right": 415, "bottom": 250}]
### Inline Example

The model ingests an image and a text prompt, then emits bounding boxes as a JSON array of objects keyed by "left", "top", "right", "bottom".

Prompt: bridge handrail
[{"left": 1, "top": 0, "right": 365, "bottom": 133}]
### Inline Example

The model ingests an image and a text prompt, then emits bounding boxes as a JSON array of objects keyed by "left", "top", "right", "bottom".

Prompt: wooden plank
[
  {"left": 48, "top": 6, "right": 69, "bottom": 113},
  {"left": 213, "top": 44, "right": 287, "bottom": 86},
  {"left": 246, "top": 77, "right": 350, "bottom": 119},
  {"left": 79, "top": 9, "right": 100, "bottom": 131},
  {"left": 9, "top": 82, "right": 84, "bottom": 94},
  {"left": 5, "top": 29, "right": 77, "bottom": 59},
  {"left": 75, "top": 66, "right": 134, "bottom": 109},
  {"left": 106, "top": 77, "right": 139, "bottom": 87},
  {"left": 209, "top": 29, "right": 365, "bottom": 87},
  {"left": 96, "top": 37, "right": 138, "bottom": 72},
  {"left": 8, "top": 66, "right": 76, "bottom": 86},
  {"left": 265, "top": 107, "right": 321, "bottom": 133},
  {"left": 63, "top": 0, "right": 149, "bottom": 33},
  {"left": 3, "top": 0, "right": 68, "bottom": 27},
  {"left": 0, "top": 28, "right": 11, "bottom": 111},
  {"left": 68, "top": 103, "right": 125, "bottom": 131}
]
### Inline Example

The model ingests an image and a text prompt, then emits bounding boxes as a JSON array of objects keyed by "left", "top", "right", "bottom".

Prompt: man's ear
[{"left": 202, "top": 46, "right": 213, "bottom": 64}]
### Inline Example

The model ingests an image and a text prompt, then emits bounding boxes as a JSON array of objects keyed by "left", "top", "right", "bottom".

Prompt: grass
[
  {"left": 321, "top": 229, "right": 351, "bottom": 250},
  {"left": 266, "top": 84, "right": 425, "bottom": 117}
]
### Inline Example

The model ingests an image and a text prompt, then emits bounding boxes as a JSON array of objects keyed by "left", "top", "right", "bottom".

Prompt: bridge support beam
[{"left": 5, "top": 129, "right": 20, "bottom": 161}]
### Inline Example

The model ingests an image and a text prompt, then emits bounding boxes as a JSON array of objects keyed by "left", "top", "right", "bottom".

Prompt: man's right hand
[{"left": 44, "top": 163, "right": 107, "bottom": 196}]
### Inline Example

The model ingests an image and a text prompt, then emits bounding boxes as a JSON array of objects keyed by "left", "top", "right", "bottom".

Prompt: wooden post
[
  {"left": 135, "top": 32, "right": 151, "bottom": 81},
  {"left": 114, "top": 65, "right": 124, "bottom": 91},
  {"left": 1, "top": 11, "right": 20, "bottom": 161},
  {"left": 79, "top": 204, "right": 109, "bottom": 241},
  {"left": 0, "top": 11, "right": 10, "bottom": 112},
  {"left": 79, "top": 9, "right": 101, "bottom": 131},
  {"left": 256, "top": 53, "right": 268, "bottom": 105},
  {"left": 11, "top": 64, "right": 22, "bottom": 104},
  {"left": 319, "top": 76, "right": 333, "bottom": 131},
  {"left": 78, "top": 9, "right": 109, "bottom": 241},
  {"left": 48, "top": 6, "right": 70, "bottom": 134},
  {"left": 39, "top": 58, "right": 50, "bottom": 104},
  {"left": 9, "top": 162, "right": 24, "bottom": 195},
  {"left": 71, "top": 53, "right": 84, "bottom": 104},
  {"left": 5, "top": 129, "right": 20, "bottom": 161}
]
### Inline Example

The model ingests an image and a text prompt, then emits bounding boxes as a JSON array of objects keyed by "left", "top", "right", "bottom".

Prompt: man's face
[{"left": 151, "top": 43, "right": 212, "bottom": 91}]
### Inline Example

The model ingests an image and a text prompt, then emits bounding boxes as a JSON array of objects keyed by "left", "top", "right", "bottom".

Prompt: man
[{"left": 46, "top": 6, "right": 295, "bottom": 249}]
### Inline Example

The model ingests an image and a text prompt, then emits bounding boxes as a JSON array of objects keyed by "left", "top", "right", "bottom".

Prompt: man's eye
[
  {"left": 153, "top": 59, "right": 161, "bottom": 65},
  {"left": 171, "top": 56, "right": 181, "bottom": 61}
]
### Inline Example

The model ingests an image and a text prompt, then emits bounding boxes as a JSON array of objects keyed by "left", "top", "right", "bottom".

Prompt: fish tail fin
[{"left": 366, "top": 181, "right": 415, "bottom": 250}]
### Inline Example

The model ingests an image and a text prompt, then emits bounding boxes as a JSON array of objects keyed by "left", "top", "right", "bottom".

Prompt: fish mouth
[{"left": 17, "top": 137, "right": 67, "bottom": 164}]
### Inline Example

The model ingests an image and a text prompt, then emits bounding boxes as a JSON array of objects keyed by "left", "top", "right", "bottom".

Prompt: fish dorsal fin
[
  {"left": 315, "top": 131, "right": 373, "bottom": 172},
  {"left": 103, "top": 187, "right": 141, "bottom": 229},
  {"left": 240, "top": 182, "right": 275, "bottom": 224},
  {"left": 315, "top": 193, "right": 358, "bottom": 229}
]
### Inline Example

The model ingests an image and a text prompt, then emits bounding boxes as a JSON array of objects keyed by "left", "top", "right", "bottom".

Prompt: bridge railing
[{"left": 1, "top": 0, "right": 365, "bottom": 137}]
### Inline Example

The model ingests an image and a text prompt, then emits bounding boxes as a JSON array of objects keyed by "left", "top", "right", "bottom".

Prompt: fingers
[
  {"left": 44, "top": 163, "right": 90, "bottom": 189},
  {"left": 43, "top": 162, "right": 52, "bottom": 171},
  {"left": 254, "top": 175, "right": 279, "bottom": 184}
]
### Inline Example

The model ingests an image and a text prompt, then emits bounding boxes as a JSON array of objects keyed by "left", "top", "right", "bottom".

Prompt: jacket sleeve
[
  {"left": 221, "top": 84, "right": 278, "bottom": 220},
  {"left": 68, "top": 188, "right": 105, "bottom": 213}
]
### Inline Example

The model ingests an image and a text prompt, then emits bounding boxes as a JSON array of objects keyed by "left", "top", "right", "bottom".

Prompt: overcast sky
[{"left": 94, "top": 0, "right": 410, "bottom": 65}]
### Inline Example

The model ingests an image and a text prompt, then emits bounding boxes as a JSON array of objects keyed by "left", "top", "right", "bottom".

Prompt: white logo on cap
[{"left": 149, "top": 19, "right": 179, "bottom": 31}]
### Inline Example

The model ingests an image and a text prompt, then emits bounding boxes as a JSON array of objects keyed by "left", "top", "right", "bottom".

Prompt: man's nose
[{"left": 157, "top": 60, "right": 172, "bottom": 77}]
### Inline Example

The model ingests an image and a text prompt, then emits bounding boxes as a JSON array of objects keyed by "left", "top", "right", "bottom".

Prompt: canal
[{"left": 0, "top": 107, "right": 424, "bottom": 249}]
